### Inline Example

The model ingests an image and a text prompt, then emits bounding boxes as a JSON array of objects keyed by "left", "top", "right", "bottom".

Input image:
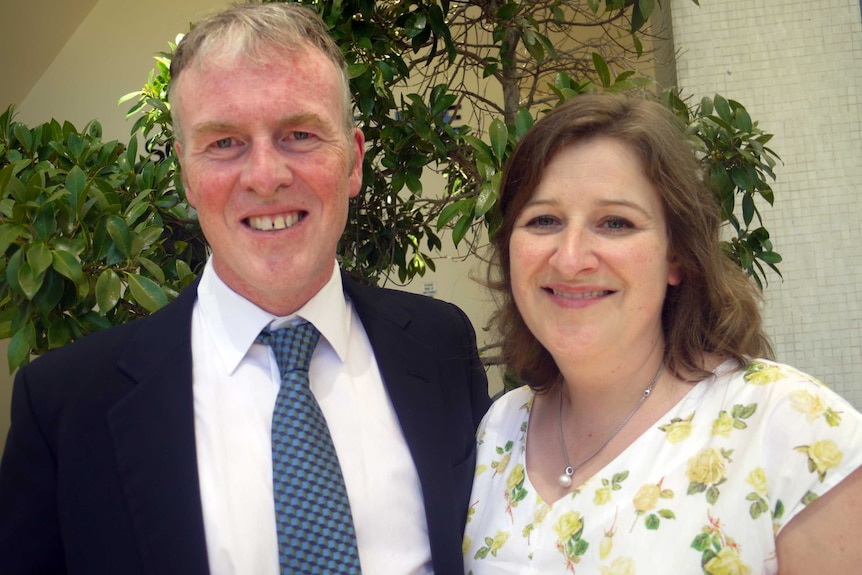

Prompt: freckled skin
[{"left": 173, "top": 46, "right": 364, "bottom": 316}]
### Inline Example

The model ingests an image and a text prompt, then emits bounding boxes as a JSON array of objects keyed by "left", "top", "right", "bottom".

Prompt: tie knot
[{"left": 257, "top": 321, "right": 321, "bottom": 376}]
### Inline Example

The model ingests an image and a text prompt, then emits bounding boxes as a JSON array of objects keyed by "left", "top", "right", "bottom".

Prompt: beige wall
[
  {"left": 671, "top": 0, "right": 862, "bottom": 406},
  {"left": 0, "top": 0, "right": 232, "bottom": 460}
]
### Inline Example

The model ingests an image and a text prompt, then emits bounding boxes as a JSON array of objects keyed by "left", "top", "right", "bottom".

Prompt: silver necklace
[{"left": 557, "top": 362, "right": 665, "bottom": 488}]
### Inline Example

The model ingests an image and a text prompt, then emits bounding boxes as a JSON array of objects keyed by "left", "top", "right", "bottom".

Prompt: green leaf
[
  {"left": 758, "top": 251, "right": 782, "bottom": 264},
  {"left": 96, "top": 269, "right": 122, "bottom": 314},
  {"left": 514, "top": 108, "right": 534, "bottom": 139},
  {"left": 452, "top": 213, "right": 472, "bottom": 246},
  {"left": 106, "top": 215, "right": 132, "bottom": 258},
  {"left": 52, "top": 250, "right": 83, "bottom": 284},
  {"left": 0, "top": 223, "right": 24, "bottom": 255},
  {"left": 437, "top": 198, "right": 470, "bottom": 228},
  {"left": 488, "top": 119, "right": 508, "bottom": 165},
  {"left": 26, "top": 244, "right": 53, "bottom": 276},
  {"left": 404, "top": 12, "right": 427, "bottom": 38},
  {"left": 714, "top": 95, "right": 732, "bottom": 122},
  {"left": 347, "top": 63, "right": 369, "bottom": 79},
  {"left": 17, "top": 262, "right": 44, "bottom": 300},
  {"left": 496, "top": 2, "right": 518, "bottom": 20},
  {"left": 33, "top": 270, "right": 64, "bottom": 317},
  {"left": 66, "top": 165, "right": 87, "bottom": 210},
  {"left": 125, "top": 272, "right": 168, "bottom": 312},
  {"left": 592, "top": 53, "right": 611, "bottom": 88},
  {"left": 175, "top": 259, "right": 194, "bottom": 282},
  {"left": 47, "top": 318, "right": 72, "bottom": 350},
  {"left": 137, "top": 256, "right": 166, "bottom": 284},
  {"left": 734, "top": 106, "right": 753, "bottom": 132},
  {"left": 474, "top": 178, "right": 499, "bottom": 217},
  {"left": 639, "top": 0, "right": 655, "bottom": 19},
  {"left": 8, "top": 321, "right": 36, "bottom": 372}
]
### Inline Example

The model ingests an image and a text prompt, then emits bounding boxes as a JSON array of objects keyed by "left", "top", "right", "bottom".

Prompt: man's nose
[{"left": 240, "top": 140, "right": 294, "bottom": 196}]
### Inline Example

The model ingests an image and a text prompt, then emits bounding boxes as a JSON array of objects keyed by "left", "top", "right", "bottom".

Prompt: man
[{"left": 0, "top": 4, "right": 490, "bottom": 574}]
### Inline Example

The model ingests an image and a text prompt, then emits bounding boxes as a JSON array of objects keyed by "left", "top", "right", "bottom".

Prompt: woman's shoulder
[{"left": 476, "top": 385, "right": 534, "bottom": 441}]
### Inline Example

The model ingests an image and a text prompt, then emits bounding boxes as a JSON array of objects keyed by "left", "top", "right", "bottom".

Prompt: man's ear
[{"left": 348, "top": 128, "right": 365, "bottom": 199}]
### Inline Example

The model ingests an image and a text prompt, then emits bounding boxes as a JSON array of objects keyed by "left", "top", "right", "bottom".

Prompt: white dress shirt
[{"left": 192, "top": 259, "right": 432, "bottom": 574}]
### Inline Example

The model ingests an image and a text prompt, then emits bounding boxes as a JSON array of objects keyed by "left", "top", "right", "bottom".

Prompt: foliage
[
  {"left": 664, "top": 91, "right": 782, "bottom": 288},
  {"left": 0, "top": 0, "right": 782, "bottom": 370},
  {"left": 0, "top": 106, "right": 205, "bottom": 371}
]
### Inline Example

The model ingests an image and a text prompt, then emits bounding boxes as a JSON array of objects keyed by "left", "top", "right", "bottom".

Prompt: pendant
[{"left": 558, "top": 466, "right": 574, "bottom": 488}]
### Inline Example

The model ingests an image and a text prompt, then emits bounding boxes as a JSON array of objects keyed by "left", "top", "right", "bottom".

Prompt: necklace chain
[{"left": 556, "top": 362, "right": 665, "bottom": 488}]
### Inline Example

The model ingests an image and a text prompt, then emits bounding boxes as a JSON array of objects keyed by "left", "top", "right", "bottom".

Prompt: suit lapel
[
  {"left": 342, "top": 277, "right": 458, "bottom": 563},
  {"left": 107, "top": 281, "right": 211, "bottom": 574}
]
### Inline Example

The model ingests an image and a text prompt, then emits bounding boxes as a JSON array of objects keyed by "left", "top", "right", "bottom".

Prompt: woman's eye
[
  {"left": 602, "top": 217, "right": 632, "bottom": 230},
  {"left": 526, "top": 215, "right": 559, "bottom": 228}
]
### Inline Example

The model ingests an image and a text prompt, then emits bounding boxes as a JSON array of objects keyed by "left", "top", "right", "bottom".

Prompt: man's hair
[
  {"left": 488, "top": 93, "right": 773, "bottom": 393},
  {"left": 168, "top": 2, "right": 353, "bottom": 142}
]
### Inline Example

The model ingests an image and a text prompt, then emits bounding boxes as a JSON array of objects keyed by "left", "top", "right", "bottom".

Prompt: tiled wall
[{"left": 670, "top": 0, "right": 862, "bottom": 405}]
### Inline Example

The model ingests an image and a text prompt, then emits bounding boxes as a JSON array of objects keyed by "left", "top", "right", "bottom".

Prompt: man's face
[{"left": 173, "top": 46, "right": 364, "bottom": 315}]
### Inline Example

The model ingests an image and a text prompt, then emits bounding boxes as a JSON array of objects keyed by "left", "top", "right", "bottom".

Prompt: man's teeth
[
  {"left": 248, "top": 213, "right": 303, "bottom": 231},
  {"left": 552, "top": 290, "right": 610, "bottom": 299}
]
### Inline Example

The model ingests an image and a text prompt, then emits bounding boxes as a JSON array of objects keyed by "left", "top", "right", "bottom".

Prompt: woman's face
[{"left": 508, "top": 136, "right": 681, "bottom": 368}]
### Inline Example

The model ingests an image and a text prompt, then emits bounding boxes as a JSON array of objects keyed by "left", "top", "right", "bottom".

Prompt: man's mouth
[{"left": 246, "top": 212, "right": 306, "bottom": 231}]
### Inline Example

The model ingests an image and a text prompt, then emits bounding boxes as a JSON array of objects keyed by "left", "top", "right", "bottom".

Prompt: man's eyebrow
[{"left": 189, "top": 113, "right": 330, "bottom": 136}]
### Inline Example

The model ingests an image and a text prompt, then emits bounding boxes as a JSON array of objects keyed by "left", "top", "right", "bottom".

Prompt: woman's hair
[
  {"left": 488, "top": 93, "right": 773, "bottom": 393},
  {"left": 168, "top": 2, "right": 353, "bottom": 142}
]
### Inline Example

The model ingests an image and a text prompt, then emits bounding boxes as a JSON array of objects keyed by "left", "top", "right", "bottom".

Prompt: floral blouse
[{"left": 463, "top": 360, "right": 862, "bottom": 575}]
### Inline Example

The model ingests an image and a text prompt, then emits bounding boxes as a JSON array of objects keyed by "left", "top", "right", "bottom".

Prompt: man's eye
[
  {"left": 214, "top": 138, "right": 233, "bottom": 149},
  {"left": 292, "top": 131, "right": 310, "bottom": 141}
]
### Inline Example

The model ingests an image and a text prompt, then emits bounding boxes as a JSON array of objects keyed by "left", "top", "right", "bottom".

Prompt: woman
[{"left": 463, "top": 93, "right": 862, "bottom": 574}]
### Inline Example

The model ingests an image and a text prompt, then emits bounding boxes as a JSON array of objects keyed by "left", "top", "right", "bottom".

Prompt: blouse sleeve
[{"left": 753, "top": 362, "right": 862, "bottom": 533}]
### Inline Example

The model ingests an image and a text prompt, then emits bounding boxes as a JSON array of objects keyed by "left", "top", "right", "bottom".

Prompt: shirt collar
[{"left": 197, "top": 258, "right": 350, "bottom": 374}]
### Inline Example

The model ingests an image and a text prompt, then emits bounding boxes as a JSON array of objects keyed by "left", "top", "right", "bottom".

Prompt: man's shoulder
[{"left": 344, "top": 277, "right": 463, "bottom": 317}]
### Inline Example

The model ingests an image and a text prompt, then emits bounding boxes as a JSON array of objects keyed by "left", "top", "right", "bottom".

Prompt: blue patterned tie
[{"left": 257, "top": 321, "right": 362, "bottom": 574}]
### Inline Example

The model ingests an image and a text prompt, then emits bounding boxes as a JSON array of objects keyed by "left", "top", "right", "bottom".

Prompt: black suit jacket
[{"left": 0, "top": 275, "right": 490, "bottom": 574}]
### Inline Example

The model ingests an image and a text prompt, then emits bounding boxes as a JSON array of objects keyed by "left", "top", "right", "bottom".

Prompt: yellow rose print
[
  {"left": 744, "top": 362, "right": 782, "bottom": 385},
  {"left": 704, "top": 546, "right": 751, "bottom": 575},
  {"left": 711, "top": 404, "right": 756, "bottom": 437},
  {"left": 746, "top": 467, "right": 767, "bottom": 496},
  {"left": 494, "top": 452, "right": 511, "bottom": 476},
  {"left": 594, "top": 486, "right": 612, "bottom": 505},
  {"left": 504, "top": 463, "right": 528, "bottom": 521},
  {"left": 744, "top": 467, "right": 770, "bottom": 519},
  {"left": 692, "top": 513, "right": 752, "bottom": 575},
  {"left": 686, "top": 448, "right": 731, "bottom": 504},
  {"left": 631, "top": 478, "right": 675, "bottom": 530},
  {"left": 554, "top": 511, "right": 584, "bottom": 542},
  {"left": 659, "top": 412, "right": 694, "bottom": 443},
  {"left": 554, "top": 511, "right": 589, "bottom": 569},
  {"left": 506, "top": 463, "right": 524, "bottom": 493},
  {"left": 594, "top": 471, "right": 629, "bottom": 506},
  {"left": 796, "top": 439, "right": 843, "bottom": 481},
  {"left": 790, "top": 389, "right": 842, "bottom": 426},
  {"left": 600, "top": 557, "right": 636, "bottom": 575},
  {"left": 633, "top": 483, "right": 660, "bottom": 513},
  {"left": 711, "top": 411, "right": 734, "bottom": 437},
  {"left": 473, "top": 530, "right": 510, "bottom": 560},
  {"left": 462, "top": 536, "right": 471, "bottom": 557}
]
